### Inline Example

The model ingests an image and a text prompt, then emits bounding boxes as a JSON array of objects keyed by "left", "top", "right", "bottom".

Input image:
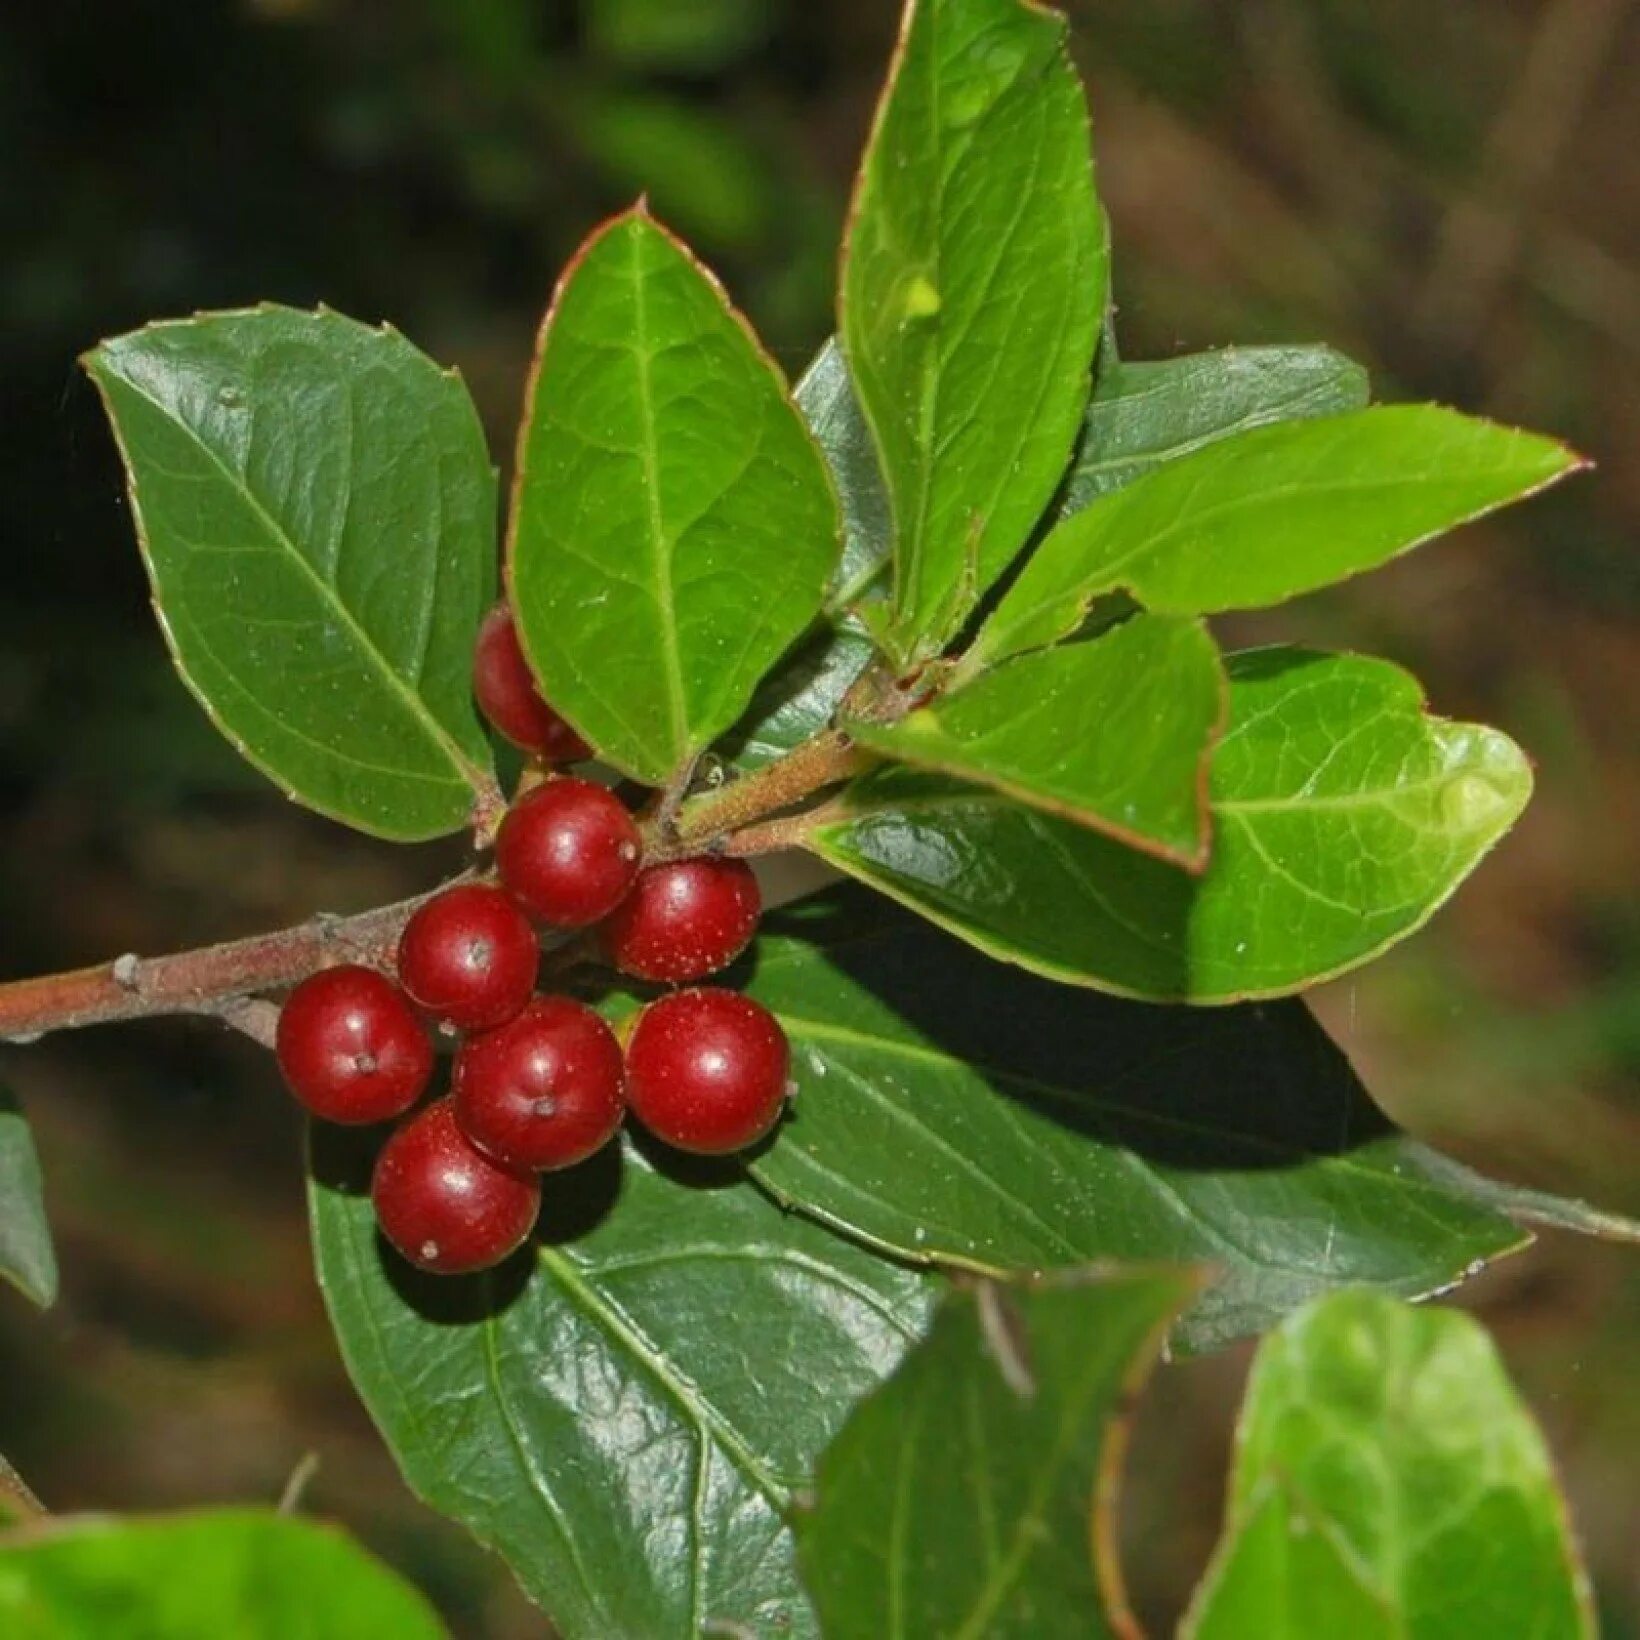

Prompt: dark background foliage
[{"left": 1, "top": 1, "right": 1635, "bottom": 1632}]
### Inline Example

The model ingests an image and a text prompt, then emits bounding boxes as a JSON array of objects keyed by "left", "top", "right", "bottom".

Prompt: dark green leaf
[
  {"left": 0, "top": 1507, "right": 447, "bottom": 1639},
  {"left": 813, "top": 649, "right": 1532, "bottom": 1001},
  {"left": 796, "top": 1269, "right": 1195, "bottom": 1638},
  {"left": 309, "top": 1129, "right": 934, "bottom": 1638},
  {"left": 850, "top": 616, "right": 1224, "bottom": 867},
  {"left": 974, "top": 407, "right": 1582, "bottom": 668},
  {"left": 509, "top": 209, "right": 842, "bottom": 786},
  {"left": 1183, "top": 1290, "right": 1596, "bottom": 1638},
  {"left": 842, "top": 0, "right": 1106, "bottom": 663},
  {"left": 0, "top": 1087, "right": 56, "bottom": 1310},
  {"left": 722, "top": 339, "right": 890, "bottom": 771},
  {"left": 601, "top": 890, "right": 1533, "bottom": 1354},
  {"left": 85, "top": 307, "right": 499, "bottom": 842},
  {"left": 1060, "top": 344, "right": 1370, "bottom": 517}
]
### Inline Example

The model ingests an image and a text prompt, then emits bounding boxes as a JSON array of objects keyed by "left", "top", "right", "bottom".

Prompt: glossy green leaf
[
  {"left": 723, "top": 339, "right": 890, "bottom": 770},
  {"left": 84, "top": 307, "right": 499, "bottom": 841},
  {"left": 801, "top": 337, "right": 894, "bottom": 617},
  {"left": 1184, "top": 1290, "right": 1595, "bottom": 1638},
  {"left": 850, "top": 616, "right": 1224, "bottom": 867},
  {"left": 0, "top": 1508, "right": 447, "bottom": 1639},
  {"left": 0, "top": 1087, "right": 56, "bottom": 1310},
  {"left": 813, "top": 648, "right": 1532, "bottom": 1001},
  {"left": 598, "top": 890, "right": 1533, "bottom": 1354},
  {"left": 974, "top": 406, "right": 1581, "bottom": 667},
  {"left": 842, "top": 0, "right": 1106, "bottom": 663},
  {"left": 309, "top": 1129, "right": 933, "bottom": 1638},
  {"left": 1060, "top": 343, "right": 1370, "bottom": 517},
  {"left": 509, "top": 208, "right": 842, "bottom": 786},
  {"left": 795, "top": 1269, "right": 1195, "bottom": 1638}
]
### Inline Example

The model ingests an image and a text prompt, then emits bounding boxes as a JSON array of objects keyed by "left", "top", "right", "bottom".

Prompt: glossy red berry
[
  {"left": 275, "top": 965, "right": 433, "bottom": 1125},
  {"left": 602, "top": 856, "right": 761, "bottom": 983},
  {"left": 397, "top": 883, "right": 538, "bottom": 1031},
  {"left": 472, "top": 602, "right": 591, "bottom": 762},
  {"left": 624, "top": 988, "right": 790, "bottom": 1156},
  {"left": 453, "top": 996, "right": 625, "bottom": 1171},
  {"left": 372, "top": 1098, "right": 541, "bottom": 1274},
  {"left": 496, "top": 777, "right": 643, "bottom": 929}
]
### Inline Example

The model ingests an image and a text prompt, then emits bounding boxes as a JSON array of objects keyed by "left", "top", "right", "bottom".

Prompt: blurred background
[{"left": 0, "top": 0, "right": 1635, "bottom": 1632}]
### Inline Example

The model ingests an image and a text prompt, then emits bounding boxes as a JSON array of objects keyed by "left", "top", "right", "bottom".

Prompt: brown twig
[
  {"left": 0, "top": 724, "right": 870, "bottom": 1047},
  {"left": 645, "top": 729, "right": 867, "bottom": 860},
  {"left": 0, "top": 892, "right": 435, "bottom": 1046}
]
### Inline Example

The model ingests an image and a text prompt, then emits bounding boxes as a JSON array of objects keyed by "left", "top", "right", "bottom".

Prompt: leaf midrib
[
  {"left": 629, "top": 228, "right": 692, "bottom": 772},
  {"left": 104, "top": 362, "right": 490, "bottom": 797}
]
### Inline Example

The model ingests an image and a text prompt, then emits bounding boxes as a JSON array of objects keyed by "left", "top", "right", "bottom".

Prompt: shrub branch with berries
[{"left": 0, "top": 0, "right": 1626, "bottom": 1634}]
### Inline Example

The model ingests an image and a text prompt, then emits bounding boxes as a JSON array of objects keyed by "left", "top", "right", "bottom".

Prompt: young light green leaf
[
  {"left": 598, "top": 889, "right": 1534, "bottom": 1354},
  {"left": 0, "top": 1087, "right": 56, "bottom": 1310},
  {"left": 795, "top": 1270, "right": 1197, "bottom": 1638},
  {"left": 1060, "top": 344, "right": 1370, "bottom": 517},
  {"left": 1184, "top": 1290, "right": 1596, "bottom": 1638},
  {"left": 813, "top": 649, "right": 1532, "bottom": 1001},
  {"left": 1184, "top": 1482, "right": 1396, "bottom": 1639},
  {"left": 842, "top": 0, "right": 1107, "bottom": 664},
  {"left": 849, "top": 616, "right": 1224, "bottom": 867},
  {"left": 0, "top": 1508, "right": 448, "bottom": 1639},
  {"left": 309, "top": 1130, "right": 933, "bottom": 1639},
  {"left": 508, "top": 208, "right": 842, "bottom": 786},
  {"left": 974, "top": 406, "right": 1582, "bottom": 668},
  {"left": 85, "top": 307, "right": 499, "bottom": 842}
]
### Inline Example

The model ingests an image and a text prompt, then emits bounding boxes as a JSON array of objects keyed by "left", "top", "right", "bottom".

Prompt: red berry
[
  {"left": 624, "top": 988, "right": 790, "bottom": 1156},
  {"left": 602, "top": 857, "right": 761, "bottom": 983},
  {"left": 473, "top": 603, "right": 591, "bottom": 762},
  {"left": 496, "top": 778, "right": 642, "bottom": 928},
  {"left": 453, "top": 996, "right": 625, "bottom": 1171},
  {"left": 276, "top": 965, "right": 433, "bottom": 1125},
  {"left": 372, "top": 1098, "right": 541, "bottom": 1274},
  {"left": 397, "top": 883, "right": 538, "bottom": 1031}
]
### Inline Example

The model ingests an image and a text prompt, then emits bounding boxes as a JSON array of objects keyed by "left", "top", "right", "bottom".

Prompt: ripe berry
[
  {"left": 372, "top": 1098, "right": 541, "bottom": 1274},
  {"left": 496, "top": 777, "right": 642, "bottom": 928},
  {"left": 472, "top": 602, "right": 591, "bottom": 762},
  {"left": 275, "top": 965, "right": 433, "bottom": 1125},
  {"left": 453, "top": 996, "right": 625, "bottom": 1171},
  {"left": 397, "top": 883, "right": 538, "bottom": 1031},
  {"left": 602, "top": 856, "right": 761, "bottom": 983},
  {"left": 624, "top": 988, "right": 790, "bottom": 1156}
]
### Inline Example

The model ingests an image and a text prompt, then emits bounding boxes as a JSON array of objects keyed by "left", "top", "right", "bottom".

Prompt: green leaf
[
  {"left": 842, "top": 0, "right": 1107, "bottom": 663},
  {"left": 1060, "top": 344, "right": 1370, "bottom": 517},
  {"left": 973, "top": 406, "right": 1582, "bottom": 668},
  {"left": 309, "top": 1129, "right": 934, "bottom": 1638},
  {"left": 0, "top": 1507, "right": 447, "bottom": 1639},
  {"left": 722, "top": 339, "right": 890, "bottom": 771},
  {"left": 508, "top": 208, "right": 842, "bottom": 786},
  {"left": 0, "top": 1087, "right": 56, "bottom": 1310},
  {"left": 801, "top": 338, "right": 894, "bottom": 618},
  {"left": 850, "top": 616, "right": 1224, "bottom": 867},
  {"left": 84, "top": 307, "right": 499, "bottom": 842},
  {"left": 795, "top": 1269, "right": 1196, "bottom": 1638},
  {"left": 813, "top": 648, "right": 1532, "bottom": 1001},
  {"left": 1183, "top": 1482, "right": 1397, "bottom": 1639},
  {"left": 598, "top": 889, "right": 1533, "bottom": 1354},
  {"left": 1184, "top": 1290, "right": 1596, "bottom": 1638}
]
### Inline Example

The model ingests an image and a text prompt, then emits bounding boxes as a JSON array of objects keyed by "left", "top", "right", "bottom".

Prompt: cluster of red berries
[{"left": 273, "top": 607, "right": 790, "bottom": 1276}]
